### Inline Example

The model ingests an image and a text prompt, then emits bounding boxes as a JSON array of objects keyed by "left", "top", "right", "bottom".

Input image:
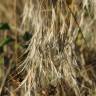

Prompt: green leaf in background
[
  {"left": 0, "top": 36, "right": 14, "bottom": 47},
  {"left": 22, "top": 32, "right": 32, "bottom": 41},
  {"left": 0, "top": 23, "right": 10, "bottom": 30}
]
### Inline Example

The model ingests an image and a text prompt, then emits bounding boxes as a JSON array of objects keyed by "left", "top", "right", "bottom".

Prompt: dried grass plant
[
  {"left": 1, "top": 0, "right": 96, "bottom": 96},
  {"left": 16, "top": 0, "right": 96, "bottom": 96}
]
